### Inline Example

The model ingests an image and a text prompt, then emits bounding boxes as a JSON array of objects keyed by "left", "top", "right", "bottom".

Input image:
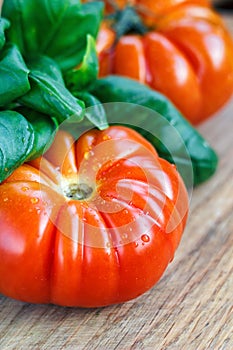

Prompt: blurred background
[{"left": 212, "top": 0, "right": 233, "bottom": 10}]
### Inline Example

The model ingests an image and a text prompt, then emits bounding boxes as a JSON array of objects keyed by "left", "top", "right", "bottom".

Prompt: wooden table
[{"left": 1, "top": 13, "right": 233, "bottom": 350}]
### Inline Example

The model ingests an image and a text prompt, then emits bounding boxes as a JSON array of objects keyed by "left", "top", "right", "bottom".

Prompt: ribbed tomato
[
  {"left": 97, "top": 0, "right": 233, "bottom": 124},
  {"left": 0, "top": 126, "right": 188, "bottom": 307},
  {"left": 103, "top": 0, "right": 211, "bottom": 24}
]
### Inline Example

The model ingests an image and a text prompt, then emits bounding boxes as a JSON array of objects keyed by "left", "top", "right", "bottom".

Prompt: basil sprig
[
  {"left": 0, "top": 0, "right": 104, "bottom": 182},
  {"left": 20, "top": 56, "right": 85, "bottom": 124},
  {"left": 2, "top": 0, "right": 103, "bottom": 70}
]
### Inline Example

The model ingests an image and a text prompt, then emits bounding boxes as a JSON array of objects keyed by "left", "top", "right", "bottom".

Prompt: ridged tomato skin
[
  {"left": 97, "top": 1, "right": 233, "bottom": 124},
  {"left": 0, "top": 126, "right": 188, "bottom": 307}
]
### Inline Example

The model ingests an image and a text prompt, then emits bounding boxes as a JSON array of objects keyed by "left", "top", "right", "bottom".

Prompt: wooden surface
[{"left": 1, "top": 13, "right": 233, "bottom": 350}]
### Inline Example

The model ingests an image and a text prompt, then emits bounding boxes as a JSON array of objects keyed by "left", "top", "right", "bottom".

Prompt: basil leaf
[
  {"left": 65, "top": 35, "right": 99, "bottom": 91},
  {"left": 0, "top": 43, "right": 30, "bottom": 106},
  {"left": 25, "top": 54, "right": 64, "bottom": 83},
  {"left": 0, "top": 110, "right": 34, "bottom": 182},
  {"left": 15, "top": 107, "right": 58, "bottom": 161},
  {"left": 19, "top": 56, "right": 85, "bottom": 124},
  {"left": 90, "top": 76, "right": 218, "bottom": 186},
  {"left": 0, "top": 17, "right": 10, "bottom": 50},
  {"left": 2, "top": 1, "right": 103, "bottom": 70},
  {"left": 73, "top": 91, "right": 108, "bottom": 130}
]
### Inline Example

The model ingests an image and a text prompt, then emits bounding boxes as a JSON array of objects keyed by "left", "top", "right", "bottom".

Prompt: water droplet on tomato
[
  {"left": 22, "top": 186, "right": 29, "bottom": 192},
  {"left": 106, "top": 242, "right": 112, "bottom": 248},
  {"left": 93, "top": 165, "right": 99, "bottom": 171},
  {"left": 134, "top": 242, "right": 138, "bottom": 248},
  {"left": 84, "top": 152, "right": 90, "bottom": 160},
  {"left": 141, "top": 234, "right": 150, "bottom": 243},
  {"left": 3, "top": 197, "right": 8, "bottom": 202},
  {"left": 84, "top": 150, "right": 94, "bottom": 160},
  {"left": 121, "top": 233, "right": 128, "bottom": 240},
  {"left": 31, "top": 197, "right": 39, "bottom": 204},
  {"left": 36, "top": 208, "right": 41, "bottom": 214}
]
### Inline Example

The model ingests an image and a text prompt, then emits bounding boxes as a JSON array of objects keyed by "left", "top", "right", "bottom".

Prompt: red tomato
[
  {"left": 97, "top": 1, "right": 233, "bottom": 124},
  {"left": 103, "top": 0, "right": 211, "bottom": 25},
  {"left": 0, "top": 126, "right": 188, "bottom": 307}
]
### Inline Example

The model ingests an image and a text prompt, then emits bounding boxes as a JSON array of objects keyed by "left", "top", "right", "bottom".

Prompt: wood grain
[{"left": 1, "top": 12, "right": 233, "bottom": 350}]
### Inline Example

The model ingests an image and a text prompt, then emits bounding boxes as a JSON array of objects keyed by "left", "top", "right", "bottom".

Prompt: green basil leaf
[
  {"left": 0, "top": 110, "right": 34, "bottom": 182},
  {"left": 15, "top": 107, "right": 58, "bottom": 161},
  {"left": 0, "top": 17, "right": 10, "bottom": 50},
  {"left": 65, "top": 35, "right": 99, "bottom": 91},
  {"left": 2, "top": 1, "right": 103, "bottom": 70},
  {"left": 73, "top": 91, "right": 108, "bottom": 130},
  {"left": 25, "top": 54, "right": 64, "bottom": 83},
  {"left": 90, "top": 76, "right": 218, "bottom": 186},
  {"left": 19, "top": 56, "right": 85, "bottom": 124},
  {"left": 0, "top": 43, "right": 30, "bottom": 106}
]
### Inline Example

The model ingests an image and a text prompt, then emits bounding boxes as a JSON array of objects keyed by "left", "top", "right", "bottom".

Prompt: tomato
[
  {"left": 0, "top": 126, "right": 188, "bottom": 307},
  {"left": 97, "top": 1, "right": 233, "bottom": 124},
  {"left": 103, "top": 0, "right": 211, "bottom": 25}
]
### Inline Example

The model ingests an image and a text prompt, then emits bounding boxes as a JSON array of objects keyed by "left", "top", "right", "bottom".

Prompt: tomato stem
[
  {"left": 64, "top": 183, "right": 93, "bottom": 200},
  {"left": 108, "top": 6, "right": 148, "bottom": 40}
]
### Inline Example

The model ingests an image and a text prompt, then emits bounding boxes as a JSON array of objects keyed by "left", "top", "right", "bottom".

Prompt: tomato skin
[
  {"left": 102, "top": 0, "right": 210, "bottom": 19},
  {"left": 113, "top": 33, "right": 203, "bottom": 123},
  {"left": 0, "top": 181, "right": 63, "bottom": 303},
  {"left": 0, "top": 126, "right": 188, "bottom": 307},
  {"left": 158, "top": 15, "right": 233, "bottom": 121},
  {"left": 97, "top": 2, "right": 233, "bottom": 124},
  {"left": 96, "top": 22, "right": 116, "bottom": 77}
]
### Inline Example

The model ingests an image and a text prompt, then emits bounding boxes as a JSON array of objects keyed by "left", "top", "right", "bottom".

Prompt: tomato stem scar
[{"left": 63, "top": 183, "right": 93, "bottom": 200}]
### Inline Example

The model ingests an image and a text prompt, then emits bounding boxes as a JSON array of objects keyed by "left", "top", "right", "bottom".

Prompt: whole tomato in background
[
  {"left": 103, "top": 0, "right": 211, "bottom": 25},
  {"left": 96, "top": 0, "right": 233, "bottom": 124},
  {"left": 0, "top": 126, "right": 188, "bottom": 307}
]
